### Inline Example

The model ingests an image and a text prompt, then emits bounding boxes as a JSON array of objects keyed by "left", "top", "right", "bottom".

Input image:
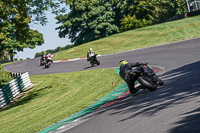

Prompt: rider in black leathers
[
  {"left": 87, "top": 48, "right": 95, "bottom": 61},
  {"left": 40, "top": 52, "right": 46, "bottom": 65},
  {"left": 119, "top": 59, "right": 145, "bottom": 95}
]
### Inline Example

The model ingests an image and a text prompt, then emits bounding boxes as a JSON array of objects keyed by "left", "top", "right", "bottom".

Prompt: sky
[{"left": 15, "top": 11, "right": 71, "bottom": 60}]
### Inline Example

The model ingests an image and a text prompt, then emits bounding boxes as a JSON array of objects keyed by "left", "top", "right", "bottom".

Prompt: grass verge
[
  {"left": 0, "top": 68, "right": 123, "bottom": 133},
  {"left": 53, "top": 15, "right": 200, "bottom": 60},
  {"left": 1, "top": 61, "right": 19, "bottom": 66},
  {"left": 0, "top": 65, "right": 12, "bottom": 87}
]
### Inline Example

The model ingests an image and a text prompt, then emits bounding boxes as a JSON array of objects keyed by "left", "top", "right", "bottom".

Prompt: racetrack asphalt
[
  {"left": 3, "top": 38, "right": 200, "bottom": 133},
  {"left": 3, "top": 38, "right": 200, "bottom": 76}
]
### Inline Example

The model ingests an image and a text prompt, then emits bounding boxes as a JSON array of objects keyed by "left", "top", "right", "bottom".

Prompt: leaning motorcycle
[
  {"left": 40, "top": 57, "right": 46, "bottom": 66},
  {"left": 45, "top": 56, "right": 53, "bottom": 68},
  {"left": 88, "top": 53, "right": 100, "bottom": 66},
  {"left": 130, "top": 63, "right": 164, "bottom": 91}
]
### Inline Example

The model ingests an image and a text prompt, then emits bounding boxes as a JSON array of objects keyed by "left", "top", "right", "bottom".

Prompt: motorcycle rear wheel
[
  {"left": 138, "top": 76, "right": 157, "bottom": 91},
  {"left": 90, "top": 61, "right": 94, "bottom": 66}
]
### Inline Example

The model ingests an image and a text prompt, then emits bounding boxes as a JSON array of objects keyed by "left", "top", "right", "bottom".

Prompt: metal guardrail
[
  {"left": 163, "top": 9, "right": 200, "bottom": 23},
  {"left": 10, "top": 72, "right": 24, "bottom": 78},
  {"left": 0, "top": 72, "right": 31, "bottom": 108}
]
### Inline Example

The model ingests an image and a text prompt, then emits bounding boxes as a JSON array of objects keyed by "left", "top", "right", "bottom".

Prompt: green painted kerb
[
  {"left": 116, "top": 68, "right": 120, "bottom": 74},
  {"left": 39, "top": 68, "right": 128, "bottom": 133}
]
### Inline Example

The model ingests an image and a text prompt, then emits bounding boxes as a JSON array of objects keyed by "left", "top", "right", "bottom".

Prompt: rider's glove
[{"left": 126, "top": 70, "right": 134, "bottom": 75}]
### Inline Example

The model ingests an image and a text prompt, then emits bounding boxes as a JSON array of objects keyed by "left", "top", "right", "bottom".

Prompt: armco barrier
[
  {"left": 0, "top": 72, "right": 31, "bottom": 108},
  {"left": 165, "top": 10, "right": 200, "bottom": 23},
  {"left": 11, "top": 72, "right": 24, "bottom": 78}
]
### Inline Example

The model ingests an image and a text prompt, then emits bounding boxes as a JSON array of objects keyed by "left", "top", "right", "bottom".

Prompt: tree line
[
  {"left": 34, "top": 44, "right": 73, "bottom": 58},
  {"left": 55, "top": 0, "right": 187, "bottom": 45},
  {"left": 0, "top": 0, "right": 187, "bottom": 61},
  {"left": 0, "top": 0, "right": 59, "bottom": 61}
]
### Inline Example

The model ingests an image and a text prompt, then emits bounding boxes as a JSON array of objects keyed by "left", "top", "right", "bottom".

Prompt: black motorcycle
[
  {"left": 88, "top": 53, "right": 100, "bottom": 66},
  {"left": 40, "top": 57, "right": 46, "bottom": 66},
  {"left": 44, "top": 56, "right": 53, "bottom": 68},
  {"left": 130, "top": 63, "right": 164, "bottom": 91}
]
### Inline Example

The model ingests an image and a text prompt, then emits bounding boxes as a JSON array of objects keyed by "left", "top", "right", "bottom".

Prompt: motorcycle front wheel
[
  {"left": 138, "top": 76, "right": 157, "bottom": 91},
  {"left": 154, "top": 75, "right": 164, "bottom": 86},
  {"left": 96, "top": 60, "right": 100, "bottom": 65},
  {"left": 45, "top": 62, "right": 49, "bottom": 68},
  {"left": 157, "top": 78, "right": 164, "bottom": 86}
]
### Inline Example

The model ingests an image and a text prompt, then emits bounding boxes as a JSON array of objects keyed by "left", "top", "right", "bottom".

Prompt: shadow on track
[
  {"left": 168, "top": 107, "right": 200, "bottom": 133},
  {"left": 96, "top": 61, "right": 200, "bottom": 133},
  {"left": 42, "top": 67, "right": 49, "bottom": 69},
  {"left": 83, "top": 65, "right": 98, "bottom": 70},
  {"left": 57, "top": 61, "right": 200, "bottom": 133}
]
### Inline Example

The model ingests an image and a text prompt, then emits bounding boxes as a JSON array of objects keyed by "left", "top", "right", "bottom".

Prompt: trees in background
[
  {"left": 56, "top": 0, "right": 122, "bottom": 45},
  {"left": 55, "top": 0, "right": 187, "bottom": 45},
  {"left": 0, "top": 0, "right": 187, "bottom": 60},
  {"left": 0, "top": 64, "right": 12, "bottom": 86},
  {"left": 121, "top": 0, "right": 187, "bottom": 31},
  {"left": 0, "top": 0, "right": 55, "bottom": 61},
  {"left": 34, "top": 44, "right": 74, "bottom": 58}
]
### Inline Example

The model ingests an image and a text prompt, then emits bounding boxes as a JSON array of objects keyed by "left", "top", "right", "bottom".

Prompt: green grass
[
  {"left": 0, "top": 65, "right": 13, "bottom": 87},
  {"left": 53, "top": 15, "right": 200, "bottom": 60},
  {"left": 1, "top": 61, "right": 19, "bottom": 66},
  {"left": 0, "top": 69, "right": 123, "bottom": 133},
  {"left": 1, "top": 15, "right": 200, "bottom": 133},
  {"left": 1, "top": 59, "right": 30, "bottom": 66}
]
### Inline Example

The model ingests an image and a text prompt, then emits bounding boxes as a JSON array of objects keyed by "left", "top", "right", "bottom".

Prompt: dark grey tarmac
[
  {"left": 4, "top": 38, "right": 200, "bottom": 133},
  {"left": 3, "top": 38, "right": 200, "bottom": 75}
]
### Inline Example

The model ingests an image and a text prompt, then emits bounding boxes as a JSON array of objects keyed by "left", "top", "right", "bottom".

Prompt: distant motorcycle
[
  {"left": 130, "top": 63, "right": 164, "bottom": 91},
  {"left": 88, "top": 53, "right": 100, "bottom": 66},
  {"left": 40, "top": 57, "right": 46, "bottom": 66},
  {"left": 44, "top": 56, "right": 53, "bottom": 68}
]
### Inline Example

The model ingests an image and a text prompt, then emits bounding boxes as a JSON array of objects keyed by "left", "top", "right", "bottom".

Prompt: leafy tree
[
  {"left": 152, "top": 0, "right": 187, "bottom": 22},
  {"left": 56, "top": 0, "right": 187, "bottom": 44},
  {"left": 0, "top": 64, "right": 12, "bottom": 86},
  {"left": 0, "top": 0, "right": 50, "bottom": 61},
  {"left": 56, "top": 0, "right": 120, "bottom": 45},
  {"left": 13, "top": 58, "right": 18, "bottom": 61},
  {"left": 0, "top": 49, "right": 9, "bottom": 61},
  {"left": 120, "top": 0, "right": 187, "bottom": 31},
  {"left": 34, "top": 44, "right": 74, "bottom": 58}
]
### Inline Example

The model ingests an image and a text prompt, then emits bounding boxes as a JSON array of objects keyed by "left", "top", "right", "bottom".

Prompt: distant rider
[
  {"left": 41, "top": 52, "right": 46, "bottom": 59},
  {"left": 40, "top": 52, "right": 47, "bottom": 64},
  {"left": 119, "top": 59, "right": 145, "bottom": 95},
  {"left": 45, "top": 53, "right": 53, "bottom": 62},
  {"left": 87, "top": 48, "right": 95, "bottom": 61}
]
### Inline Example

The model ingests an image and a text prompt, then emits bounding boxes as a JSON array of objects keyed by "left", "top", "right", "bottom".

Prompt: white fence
[{"left": 0, "top": 72, "right": 31, "bottom": 108}]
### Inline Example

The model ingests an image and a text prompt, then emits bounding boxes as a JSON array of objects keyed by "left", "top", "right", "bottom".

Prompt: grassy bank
[
  {"left": 0, "top": 65, "right": 12, "bottom": 87},
  {"left": 53, "top": 15, "right": 200, "bottom": 60},
  {"left": 0, "top": 69, "right": 123, "bottom": 133},
  {"left": 1, "top": 61, "right": 19, "bottom": 66}
]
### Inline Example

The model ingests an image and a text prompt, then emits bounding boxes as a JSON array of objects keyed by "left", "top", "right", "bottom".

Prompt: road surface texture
[{"left": 4, "top": 38, "right": 200, "bottom": 133}]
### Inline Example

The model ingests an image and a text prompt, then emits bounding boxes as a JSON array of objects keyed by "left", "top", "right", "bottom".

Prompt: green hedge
[
  {"left": 0, "top": 64, "right": 13, "bottom": 87},
  {"left": 34, "top": 44, "right": 74, "bottom": 58}
]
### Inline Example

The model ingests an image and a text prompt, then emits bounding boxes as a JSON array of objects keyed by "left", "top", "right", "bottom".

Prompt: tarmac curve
[{"left": 3, "top": 38, "right": 200, "bottom": 133}]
